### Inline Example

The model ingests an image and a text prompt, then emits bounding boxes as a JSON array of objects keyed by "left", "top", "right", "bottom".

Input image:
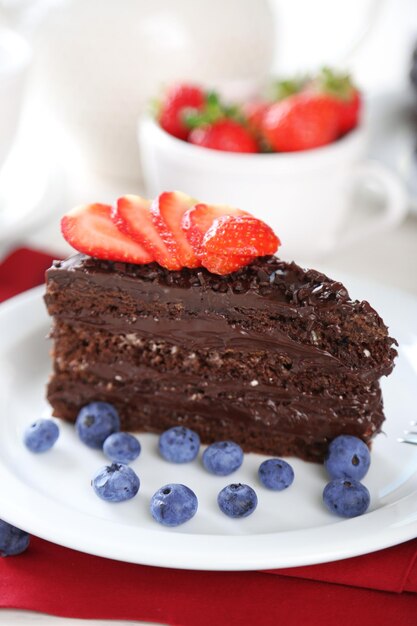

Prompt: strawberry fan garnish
[{"left": 61, "top": 192, "right": 281, "bottom": 276}]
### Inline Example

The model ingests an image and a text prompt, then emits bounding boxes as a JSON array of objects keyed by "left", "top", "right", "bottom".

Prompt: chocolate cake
[{"left": 44, "top": 253, "right": 397, "bottom": 462}]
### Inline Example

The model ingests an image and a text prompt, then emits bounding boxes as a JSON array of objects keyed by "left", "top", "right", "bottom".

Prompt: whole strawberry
[
  {"left": 159, "top": 83, "right": 205, "bottom": 140},
  {"left": 243, "top": 78, "right": 308, "bottom": 147},
  {"left": 185, "top": 91, "right": 259, "bottom": 153},
  {"left": 189, "top": 119, "right": 258, "bottom": 153},
  {"left": 262, "top": 92, "right": 340, "bottom": 152},
  {"left": 242, "top": 100, "right": 270, "bottom": 137},
  {"left": 337, "top": 89, "right": 361, "bottom": 134},
  {"left": 312, "top": 68, "right": 362, "bottom": 135}
]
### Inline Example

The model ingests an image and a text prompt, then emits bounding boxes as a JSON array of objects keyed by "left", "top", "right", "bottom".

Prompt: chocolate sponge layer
[{"left": 44, "top": 254, "right": 397, "bottom": 462}]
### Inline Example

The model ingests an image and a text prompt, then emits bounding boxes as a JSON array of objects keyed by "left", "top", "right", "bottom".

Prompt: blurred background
[{"left": 0, "top": 0, "right": 416, "bottom": 291}]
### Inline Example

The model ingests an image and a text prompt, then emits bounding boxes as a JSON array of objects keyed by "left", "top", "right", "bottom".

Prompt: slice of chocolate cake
[{"left": 44, "top": 253, "right": 397, "bottom": 462}]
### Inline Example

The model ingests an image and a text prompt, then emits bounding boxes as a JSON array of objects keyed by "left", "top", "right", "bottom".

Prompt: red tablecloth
[{"left": 1, "top": 247, "right": 416, "bottom": 626}]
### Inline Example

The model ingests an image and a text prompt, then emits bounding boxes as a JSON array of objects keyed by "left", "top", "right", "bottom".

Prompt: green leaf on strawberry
[
  {"left": 310, "top": 67, "right": 362, "bottom": 134},
  {"left": 183, "top": 91, "right": 244, "bottom": 129},
  {"left": 268, "top": 76, "right": 309, "bottom": 102}
]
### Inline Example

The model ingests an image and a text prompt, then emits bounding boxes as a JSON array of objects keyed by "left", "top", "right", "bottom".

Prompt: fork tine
[{"left": 398, "top": 419, "right": 417, "bottom": 444}]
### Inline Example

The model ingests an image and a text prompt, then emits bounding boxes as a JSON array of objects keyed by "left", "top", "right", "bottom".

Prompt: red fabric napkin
[
  {"left": 1, "top": 247, "right": 417, "bottom": 626},
  {"left": 0, "top": 247, "right": 56, "bottom": 302},
  {"left": 0, "top": 536, "right": 416, "bottom": 626}
]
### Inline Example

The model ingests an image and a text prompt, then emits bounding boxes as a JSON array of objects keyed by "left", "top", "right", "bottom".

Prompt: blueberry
[
  {"left": 92, "top": 463, "right": 139, "bottom": 502},
  {"left": 158, "top": 426, "right": 200, "bottom": 463},
  {"left": 217, "top": 483, "right": 258, "bottom": 518},
  {"left": 150, "top": 484, "right": 198, "bottom": 527},
  {"left": 76, "top": 402, "right": 120, "bottom": 449},
  {"left": 0, "top": 519, "right": 30, "bottom": 556},
  {"left": 325, "top": 435, "right": 371, "bottom": 481},
  {"left": 23, "top": 419, "right": 59, "bottom": 453},
  {"left": 202, "top": 441, "right": 243, "bottom": 476},
  {"left": 103, "top": 432, "right": 141, "bottom": 464},
  {"left": 323, "top": 478, "right": 370, "bottom": 518},
  {"left": 258, "top": 458, "right": 294, "bottom": 490}
]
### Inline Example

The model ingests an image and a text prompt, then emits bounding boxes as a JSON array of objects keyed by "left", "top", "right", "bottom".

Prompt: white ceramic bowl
[
  {"left": 0, "top": 28, "right": 31, "bottom": 171},
  {"left": 139, "top": 116, "right": 407, "bottom": 260}
]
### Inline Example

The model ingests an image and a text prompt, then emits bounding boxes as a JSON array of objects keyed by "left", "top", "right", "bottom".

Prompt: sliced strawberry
[
  {"left": 61, "top": 203, "right": 153, "bottom": 264},
  {"left": 151, "top": 191, "right": 201, "bottom": 268},
  {"left": 182, "top": 203, "right": 249, "bottom": 253},
  {"left": 201, "top": 253, "right": 256, "bottom": 275},
  {"left": 113, "top": 195, "right": 182, "bottom": 271},
  {"left": 200, "top": 215, "right": 280, "bottom": 275}
]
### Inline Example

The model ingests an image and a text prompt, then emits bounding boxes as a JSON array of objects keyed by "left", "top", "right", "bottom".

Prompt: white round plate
[{"left": 0, "top": 278, "right": 416, "bottom": 571}]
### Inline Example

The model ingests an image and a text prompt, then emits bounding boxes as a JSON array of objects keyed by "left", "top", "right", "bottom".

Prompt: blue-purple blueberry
[
  {"left": 103, "top": 432, "right": 141, "bottom": 464},
  {"left": 158, "top": 426, "right": 200, "bottom": 463},
  {"left": 323, "top": 478, "right": 370, "bottom": 518},
  {"left": 0, "top": 519, "right": 30, "bottom": 556},
  {"left": 258, "top": 458, "right": 294, "bottom": 490},
  {"left": 150, "top": 484, "right": 198, "bottom": 526},
  {"left": 92, "top": 463, "right": 139, "bottom": 502},
  {"left": 325, "top": 435, "right": 371, "bottom": 481},
  {"left": 217, "top": 483, "right": 258, "bottom": 518},
  {"left": 23, "top": 419, "right": 59, "bottom": 453},
  {"left": 202, "top": 441, "right": 243, "bottom": 476},
  {"left": 76, "top": 402, "right": 120, "bottom": 449}
]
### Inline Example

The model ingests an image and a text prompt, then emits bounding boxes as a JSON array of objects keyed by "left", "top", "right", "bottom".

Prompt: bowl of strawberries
[{"left": 139, "top": 70, "right": 406, "bottom": 259}]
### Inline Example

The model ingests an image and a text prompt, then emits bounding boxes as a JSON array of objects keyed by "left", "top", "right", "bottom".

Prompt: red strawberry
[
  {"left": 114, "top": 194, "right": 182, "bottom": 271},
  {"left": 242, "top": 101, "right": 270, "bottom": 136},
  {"left": 310, "top": 68, "right": 362, "bottom": 135},
  {"left": 61, "top": 203, "right": 153, "bottom": 264},
  {"left": 182, "top": 203, "right": 249, "bottom": 252},
  {"left": 201, "top": 253, "right": 256, "bottom": 275},
  {"left": 261, "top": 93, "right": 340, "bottom": 152},
  {"left": 337, "top": 89, "right": 361, "bottom": 134},
  {"left": 159, "top": 83, "right": 205, "bottom": 140},
  {"left": 188, "top": 119, "right": 259, "bottom": 153},
  {"left": 200, "top": 215, "right": 280, "bottom": 274},
  {"left": 151, "top": 191, "right": 200, "bottom": 268}
]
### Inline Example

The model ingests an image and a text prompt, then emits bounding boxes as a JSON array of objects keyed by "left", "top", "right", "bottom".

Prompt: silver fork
[{"left": 398, "top": 422, "right": 417, "bottom": 445}]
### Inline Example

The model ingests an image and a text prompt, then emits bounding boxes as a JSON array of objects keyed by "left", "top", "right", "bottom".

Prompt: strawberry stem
[
  {"left": 268, "top": 76, "right": 309, "bottom": 101},
  {"left": 315, "top": 67, "right": 355, "bottom": 101},
  {"left": 183, "top": 90, "right": 244, "bottom": 129}
]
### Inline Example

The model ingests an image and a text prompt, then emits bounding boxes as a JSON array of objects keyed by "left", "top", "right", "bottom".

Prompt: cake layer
[
  {"left": 50, "top": 320, "right": 381, "bottom": 399},
  {"left": 48, "top": 374, "right": 384, "bottom": 462},
  {"left": 45, "top": 255, "right": 397, "bottom": 382}
]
